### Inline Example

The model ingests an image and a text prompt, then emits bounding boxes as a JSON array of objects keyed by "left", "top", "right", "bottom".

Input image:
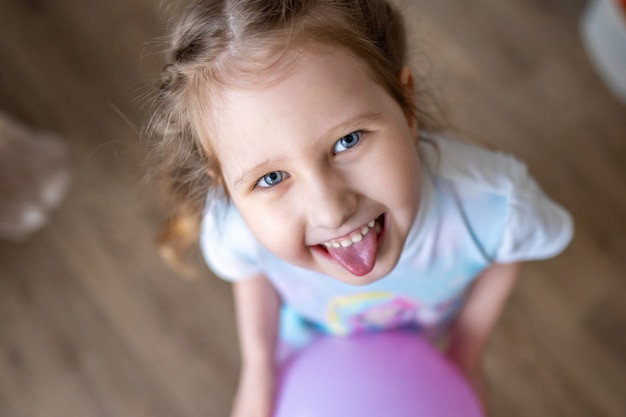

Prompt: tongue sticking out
[{"left": 326, "top": 227, "right": 378, "bottom": 276}]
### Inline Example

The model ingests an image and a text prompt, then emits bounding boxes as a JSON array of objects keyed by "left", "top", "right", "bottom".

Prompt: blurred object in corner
[
  {"left": 581, "top": 0, "right": 626, "bottom": 105},
  {"left": 0, "top": 112, "right": 70, "bottom": 242}
]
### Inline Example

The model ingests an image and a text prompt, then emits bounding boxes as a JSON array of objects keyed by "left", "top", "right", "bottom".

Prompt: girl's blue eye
[
  {"left": 256, "top": 171, "right": 286, "bottom": 188},
  {"left": 333, "top": 131, "right": 362, "bottom": 154}
]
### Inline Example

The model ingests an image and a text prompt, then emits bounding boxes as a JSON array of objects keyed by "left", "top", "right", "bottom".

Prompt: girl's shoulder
[
  {"left": 419, "top": 132, "right": 532, "bottom": 198},
  {"left": 199, "top": 194, "right": 266, "bottom": 280},
  {"left": 419, "top": 132, "right": 574, "bottom": 263}
]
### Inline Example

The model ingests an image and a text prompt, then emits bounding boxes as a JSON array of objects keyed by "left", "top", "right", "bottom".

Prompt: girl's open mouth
[{"left": 315, "top": 214, "right": 386, "bottom": 276}]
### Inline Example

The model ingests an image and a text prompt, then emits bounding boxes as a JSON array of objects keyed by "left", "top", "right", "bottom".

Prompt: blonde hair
[{"left": 146, "top": 0, "right": 442, "bottom": 274}]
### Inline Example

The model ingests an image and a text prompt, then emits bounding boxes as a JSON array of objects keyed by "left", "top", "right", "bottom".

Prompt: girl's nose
[{"left": 303, "top": 172, "right": 357, "bottom": 230}]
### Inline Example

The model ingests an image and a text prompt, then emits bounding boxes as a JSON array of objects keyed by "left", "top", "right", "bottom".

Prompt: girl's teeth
[
  {"left": 350, "top": 232, "right": 363, "bottom": 243},
  {"left": 323, "top": 218, "right": 379, "bottom": 249}
]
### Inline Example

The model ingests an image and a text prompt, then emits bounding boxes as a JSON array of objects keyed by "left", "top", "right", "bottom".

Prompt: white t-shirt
[{"left": 200, "top": 135, "right": 573, "bottom": 344}]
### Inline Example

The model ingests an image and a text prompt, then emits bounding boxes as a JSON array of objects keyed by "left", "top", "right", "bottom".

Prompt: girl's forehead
[
  {"left": 209, "top": 47, "right": 379, "bottom": 129},
  {"left": 190, "top": 45, "right": 354, "bottom": 149},
  {"left": 195, "top": 44, "right": 381, "bottom": 144},
  {"left": 199, "top": 47, "right": 404, "bottom": 189}
]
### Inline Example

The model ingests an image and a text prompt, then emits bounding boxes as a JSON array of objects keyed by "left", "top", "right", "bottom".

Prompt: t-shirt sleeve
[
  {"left": 199, "top": 203, "right": 265, "bottom": 281},
  {"left": 427, "top": 133, "right": 574, "bottom": 264},
  {"left": 494, "top": 160, "right": 574, "bottom": 263}
]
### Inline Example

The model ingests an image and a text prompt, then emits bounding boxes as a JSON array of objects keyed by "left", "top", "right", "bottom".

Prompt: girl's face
[{"left": 206, "top": 47, "right": 422, "bottom": 285}]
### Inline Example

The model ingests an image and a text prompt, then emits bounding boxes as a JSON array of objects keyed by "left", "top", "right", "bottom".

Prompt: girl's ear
[
  {"left": 399, "top": 65, "right": 415, "bottom": 94},
  {"left": 207, "top": 168, "right": 221, "bottom": 184},
  {"left": 399, "top": 66, "right": 418, "bottom": 138},
  {"left": 207, "top": 167, "right": 226, "bottom": 189}
]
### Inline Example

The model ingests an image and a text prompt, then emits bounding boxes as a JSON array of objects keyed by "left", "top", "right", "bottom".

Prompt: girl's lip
[
  {"left": 310, "top": 214, "right": 385, "bottom": 247},
  {"left": 319, "top": 218, "right": 378, "bottom": 248},
  {"left": 312, "top": 213, "right": 387, "bottom": 255}
]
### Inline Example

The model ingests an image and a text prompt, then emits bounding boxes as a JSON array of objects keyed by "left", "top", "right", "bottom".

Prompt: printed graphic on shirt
[
  {"left": 326, "top": 292, "right": 419, "bottom": 334},
  {"left": 325, "top": 291, "right": 467, "bottom": 336}
]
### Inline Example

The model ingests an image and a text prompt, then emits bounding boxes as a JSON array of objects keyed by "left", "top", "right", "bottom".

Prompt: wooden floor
[{"left": 0, "top": 0, "right": 624, "bottom": 416}]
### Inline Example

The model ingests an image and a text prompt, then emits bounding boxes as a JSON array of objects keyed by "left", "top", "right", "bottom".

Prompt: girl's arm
[
  {"left": 446, "top": 262, "right": 522, "bottom": 414},
  {"left": 230, "top": 274, "right": 281, "bottom": 417}
]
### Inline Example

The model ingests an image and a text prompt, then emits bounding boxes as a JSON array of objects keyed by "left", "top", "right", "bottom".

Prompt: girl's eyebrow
[
  {"left": 231, "top": 111, "right": 383, "bottom": 191},
  {"left": 232, "top": 158, "right": 280, "bottom": 192},
  {"left": 324, "top": 111, "right": 383, "bottom": 140}
]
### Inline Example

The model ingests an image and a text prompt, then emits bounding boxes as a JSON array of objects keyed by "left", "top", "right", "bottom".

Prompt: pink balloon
[{"left": 274, "top": 330, "right": 484, "bottom": 417}]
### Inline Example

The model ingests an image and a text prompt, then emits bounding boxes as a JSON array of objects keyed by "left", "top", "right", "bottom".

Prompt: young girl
[{"left": 148, "top": 0, "right": 574, "bottom": 416}]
